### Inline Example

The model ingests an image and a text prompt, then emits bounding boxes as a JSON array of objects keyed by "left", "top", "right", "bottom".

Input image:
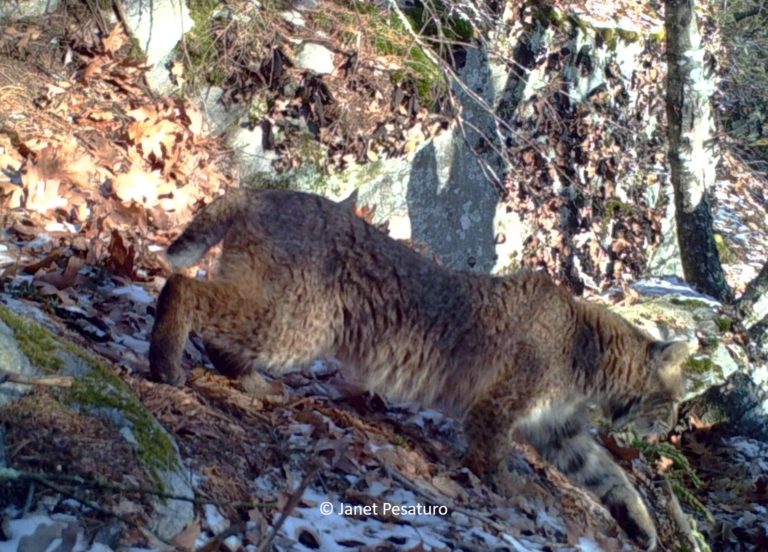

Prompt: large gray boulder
[
  {"left": 0, "top": 0, "right": 60, "bottom": 21},
  {"left": 0, "top": 302, "right": 194, "bottom": 541},
  {"left": 121, "top": 0, "right": 194, "bottom": 93}
]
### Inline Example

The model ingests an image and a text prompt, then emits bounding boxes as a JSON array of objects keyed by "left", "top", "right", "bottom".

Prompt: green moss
[
  {"left": 715, "top": 316, "right": 733, "bottom": 332},
  {"left": 0, "top": 304, "right": 178, "bottom": 485},
  {"left": 0, "top": 304, "right": 63, "bottom": 373},
  {"left": 539, "top": 5, "right": 565, "bottom": 29},
  {"left": 605, "top": 197, "right": 632, "bottom": 218},
  {"left": 363, "top": 4, "right": 447, "bottom": 107},
  {"left": 714, "top": 233, "right": 737, "bottom": 264},
  {"left": 183, "top": 0, "right": 228, "bottom": 89},
  {"left": 568, "top": 14, "right": 591, "bottom": 34},
  {"left": 669, "top": 298, "right": 711, "bottom": 309},
  {"left": 401, "top": 0, "right": 474, "bottom": 43},
  {"left": 649, "top": 28, "right": 666, "bottom": 43},
  {"left": 596, "top": 28, "right": 618, "bottom": 50},
  {"left": 391, "top": 434, "right": 407, "bottom": 447},
  {"left": 616, "top": 28, "right": 640, "bottom": 42},
  {"left": 632, "top": 439, "right": 713, "bottom": 525},
  {"left": 68, "top": 366, "right": 178, "bottom": 483},
  {"left": 249, "top": 95, "right": 271, "bottom": 122},
  {"left": 685, "top": 356, "right": 714, "bottom": 375}
]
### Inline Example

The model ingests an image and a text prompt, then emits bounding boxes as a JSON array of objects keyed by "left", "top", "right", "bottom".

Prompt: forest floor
[{"left": 1, "top": 6, "right": 767, "bottom": 552}]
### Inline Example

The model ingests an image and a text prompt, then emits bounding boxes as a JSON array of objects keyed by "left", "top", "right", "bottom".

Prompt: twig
[
  {"left": 384, "top": 466, "right": 512, "bottom": 536},
  {"left": 257, "top": 460, "right": 323, "bottom": 552},
  {"left": 385, "top": 0, "right": 574, "bottom": 191},
  {"left": 0, "top": 467, "right": 276, "bottom": 511},
  {"left": 0, "top": 368, "right": 74, "bottom": 388},
  {"left": 6, "top": 466, "right": 183, "bottom": 550}
]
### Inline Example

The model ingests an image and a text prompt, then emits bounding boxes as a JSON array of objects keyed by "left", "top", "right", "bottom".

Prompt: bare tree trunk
[{"left": 665, "top": 0, "right": 733, "bottom": 303}]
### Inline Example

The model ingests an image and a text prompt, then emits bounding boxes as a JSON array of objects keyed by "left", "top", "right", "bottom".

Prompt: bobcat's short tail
[{"left": 166, "top": 189, "right": 247, "bottom": 269}]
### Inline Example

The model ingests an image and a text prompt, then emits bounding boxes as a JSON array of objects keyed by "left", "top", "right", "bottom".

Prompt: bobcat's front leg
[
  {"left": 522, "top": 413, "right": 658, "bottom": 550},
  {"left": 150, "top": 274, "right": 196, "bottom": 386}
]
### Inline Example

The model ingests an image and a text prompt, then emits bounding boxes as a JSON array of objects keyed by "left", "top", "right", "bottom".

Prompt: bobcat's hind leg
[
  {"left": 150, "top": 274, "right": 197, "bottom": 386},
  {"left": 521, "top": 412, "right": 658, "bottom": 550},
  {"left": 463, "top": 400, "right": 514, "bottom": 483},
  {"left": 204, "top": 341, "right": 282, "bottom": 400}
]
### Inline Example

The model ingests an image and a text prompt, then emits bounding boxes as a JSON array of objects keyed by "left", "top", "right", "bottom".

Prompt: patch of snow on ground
[
  {"left": 535, "top": 508, "right": 566, "bottom": 535},
  {"left": 0, "top": 244, "right": 14, "bottom": 266},
  {"left": 116, "top": 335, "right": 150, "bottom": 355},
  {"left": 44, "top": 221, "right": 78, "bottom": 233},
  {"left": 27, "top": 233, "right": 52, "bottom": 250},
  {"left": 269, "top": 484, "right": 555, "bottom": 551},
  {"left": 111, "top": 285, "right": 155, "bottom": 304},
  {"left": 577, "top": 537, "right": 604, "bottom": 551},
  {"left": 1, "top": 510, "right": 100, "bottom": 552},
  {"left": 501, "top": 533, "right": 541, "bottom": 551},
  {"left": 204, "top": 502, "right": 229, "bottom": 534},
  {"left": 631, "top": 277, "right": 721, "bottom": 305},
  {"left": 727, "top": 437, "right": 768, "bottom": 472}
]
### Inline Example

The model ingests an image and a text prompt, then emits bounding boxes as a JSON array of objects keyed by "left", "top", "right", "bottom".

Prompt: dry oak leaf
[
  {"left": 180, "top": 101, "right": 204, "bottom": 136},
  {"left": 128, "top": 116, "right": 181, "bottom": 161},
  {"left": 113, "top": 167, "right": 162, "bottom": 206},
  {"left": 82, "top": 55, "right": 112, "bottom": 82},
  {"left": 102, "top": 25, "right": 128, "bottom": 54},
  {"left": 23, "top": 165, "right": 65, "bottom": 212}
]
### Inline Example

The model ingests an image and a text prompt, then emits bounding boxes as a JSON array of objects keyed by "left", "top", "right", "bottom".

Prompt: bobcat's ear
[
  {"left": 650, "top": 341, "right": 689, "bottom": 389},
  {"left": 651, "top": 341, "right": 689, "bottom": 365},
  {"left": 338, "top": 189, "right": 359, "bottom": 212}
]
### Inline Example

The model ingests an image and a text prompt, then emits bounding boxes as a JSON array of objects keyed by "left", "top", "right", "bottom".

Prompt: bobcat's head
[{"left": 609, "top": 340, "right": 690, "bottom": 439}]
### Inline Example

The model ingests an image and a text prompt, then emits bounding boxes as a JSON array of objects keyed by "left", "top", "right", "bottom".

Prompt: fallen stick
[{"left": 0, "top": 368, "right": 74, "bottom": 388}]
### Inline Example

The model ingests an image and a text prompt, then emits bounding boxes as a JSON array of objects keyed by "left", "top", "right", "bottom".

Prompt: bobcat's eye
[
  {"left": 611, "top": 397, "right": 640, "bottom": 428},
  {"left": 631, "top": 396, "right": 679, "bottom": 440}
]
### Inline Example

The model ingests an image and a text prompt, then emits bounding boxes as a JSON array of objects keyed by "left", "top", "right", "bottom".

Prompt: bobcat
[{"left": 150, "top": 188, "right": 689, "bottom": 549}]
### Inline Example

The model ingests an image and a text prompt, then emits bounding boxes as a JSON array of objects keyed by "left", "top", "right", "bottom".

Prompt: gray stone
[
  {"left": 0, "top": 304, "right": 195, "bottom": 539},
  {"left": 196, "top": 86, "right": 245, "bottom": 136},
  {"left": 294, "top": 42, "right": 335, "bottom": 75},
  {"left": 122, "top": 0, "right": 194, "bottom": 94},
  {"left": 0, "top": 320, "right": 40, "bottom": 408},
  {"left": 229, "top": 124, "right": 279, "bottom": 180},
  {"left": 281, "top": 10, "right": 306, "bottom": 27},
  {"left": 0, "top": 0, "right": 60, "bottom": 20},
  {"left": 277, "top": 45, "right": 526, "bottom": 275}
]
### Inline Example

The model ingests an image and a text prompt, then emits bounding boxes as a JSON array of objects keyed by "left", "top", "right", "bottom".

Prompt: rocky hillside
[{"left": 1, "top": 1, "right": 767, "bottom": 551}]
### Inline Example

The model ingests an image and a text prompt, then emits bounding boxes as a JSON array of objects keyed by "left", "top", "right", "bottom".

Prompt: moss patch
[
  {"left": 670, "top": 298, "right": 712, "bottom": 309},
  {"left": 0, "top": 304, "right": 62, "bottom": 373},
  {"left": 0, "top": 304, "right": 178, "bottom": 484},
  {"left": 68, "top": 366, "right": 178, "bottom": 483},
  {"left": 359, "top": 1, "right": 447, "bottom": 107},
  {"left": 714, "top": 233, "right": 737, "bottom": 264},
  {"left": 715, "top": 316, "right": 733, "bottom": 332},
  {"left": 183, "top": 0, "right": 229, "bottom": 90},
  {"left": 685, "top": 356, "right": 714, "bottom": 375}
]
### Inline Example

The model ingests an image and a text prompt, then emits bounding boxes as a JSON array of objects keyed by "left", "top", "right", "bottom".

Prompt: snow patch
[
  {"left": 111, "top": 285, "right": 154, "bottom": 305},
  {"left": 631, "top": 277, "right": 721, "bottom": 305},
  {"left": 205, "top": 503, "right": 230, "bottom": 534}
]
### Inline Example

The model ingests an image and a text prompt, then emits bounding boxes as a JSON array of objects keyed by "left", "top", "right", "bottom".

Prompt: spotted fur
[{"left": 150, "top": 188, "right": 689, "bottom": 549}]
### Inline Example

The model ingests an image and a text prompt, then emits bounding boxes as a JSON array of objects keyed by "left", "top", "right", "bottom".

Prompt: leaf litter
[{"left": 0, "top": 4, "right": 766, "bottom": 551}]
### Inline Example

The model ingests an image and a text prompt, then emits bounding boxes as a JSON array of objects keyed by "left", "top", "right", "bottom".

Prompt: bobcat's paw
[
  {"left": 604, "top": 487, "right": 658, "bottom": 550},
  {"left": 148, "top": 349, "right": 187, "bottom": 386},
  {"left": 237, "top": 371, "right": 288, "bottom": 403}
]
